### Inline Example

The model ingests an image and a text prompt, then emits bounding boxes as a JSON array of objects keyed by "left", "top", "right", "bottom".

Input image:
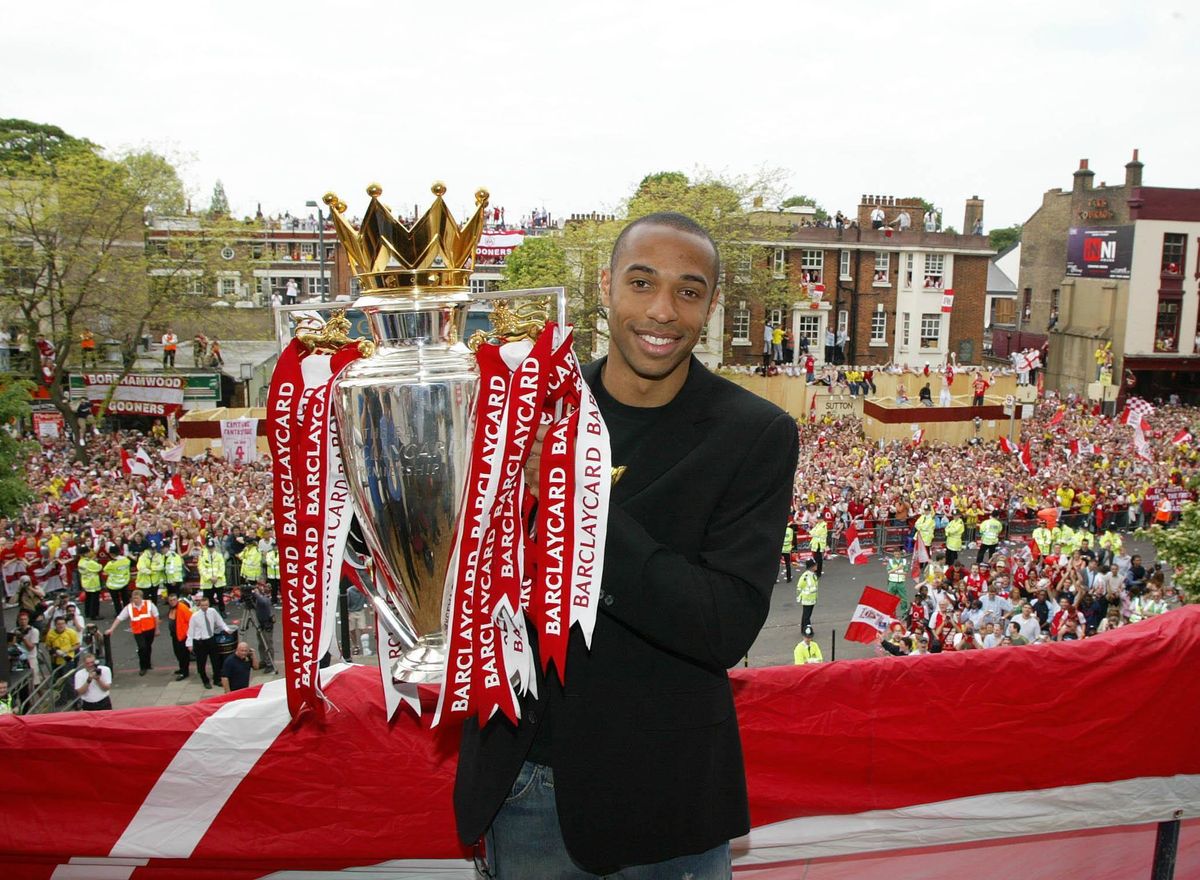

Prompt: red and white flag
[
  {"left": 1020, "top": 440, "right": 1037, "bottom": 475},
  {"left": 809, "top": 393, "right": 818, "bottom": 423},
  {"left": 62, "top": 477, "right": 88, "bottom": 512},
  {"left": 945, "top": 362, "right": 955, "bottom": 386},
  {"left": 130, "top": 488, "right": 143, "bottom": 516},
  {"left": 1172, "top": 429, "right": 1193, "bottom": 447},
  {"left": 844, "top": 523, "right": 870, "bottom": 564},
  {"left": 1048, "top": 407, "right": 1065, "bottom": 427},
  {"left": 940, "top": 288, "right": 955, "bottom": 313},
  {"left": 911, "top": 427, "right": 925, "bottom": 446},
  {"left": 1070, "top": 438, "right": 1095, "bottom": 458},
  {"left": 910, "top": 531, "right": 929, "bottom": 581},
  {"left": 845, "top": 586, "right": 901, "bottom": 643},
  {"left": 121, "top": 447, "right": 153, "bottom": 478},
  {"left": 1120, "top": 397, "right": 1154, "bottom": 431},
  {"left": 1133, "top": 426, "right": 1153, "bottom": 462},
  {"left": 161, "top": 442, "right": 184, "bottom": 462},
  {"left": 998, "top": 436, "right": 1017, "bottom": 455}
]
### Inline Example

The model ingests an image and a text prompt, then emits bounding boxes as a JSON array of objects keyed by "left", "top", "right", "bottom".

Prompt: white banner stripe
[
  {"left": 85, "top": 386, "right": 185, "bottom": 405},
  {"left": 734, "top": 773, "right": 1200, "bottom": 865},
  {"left": 109, "top": 665, "right": 350, "bottom": 859}
]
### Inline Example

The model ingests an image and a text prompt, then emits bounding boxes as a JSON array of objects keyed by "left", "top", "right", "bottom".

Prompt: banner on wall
[
  {"left": 1066, "top": 226, "right": 1134, "bottom": 280},
  {"left": 219, "top": 417, "right": 259, "bottom": 463}
]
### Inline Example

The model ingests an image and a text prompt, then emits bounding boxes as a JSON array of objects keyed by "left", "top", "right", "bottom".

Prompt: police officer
[
  {"left": 793, "top": 626, "right": 823, "bottom": 664},
  {"left": 795, "top": 559, "right": 819, "bottom": 632},
  {"left": 780, "top": 520, "right": 796, "bottom": 583},
  {"left": 163, "top": 542, "right": 185, "bottom": 597},
  {"left": 78, "top": 546, "right": 104, "bottom": 621},
  {"left": 943, "top": 513, "right": 965, "bottom": 567},
  {"left": 976, "top": 511, "right": 1003, "bottom": 565},
  {"left": 808, "top": 518, "right": 828, "bottom": 578},
  {"left": 263, "top": 537, "right": 280, "bottom": 606},
  {"left": 199, "top": 538, "right": 227, "bottom": 613},
  {"left": 101, "top": 546, "right": 132, "bottom": 616}
]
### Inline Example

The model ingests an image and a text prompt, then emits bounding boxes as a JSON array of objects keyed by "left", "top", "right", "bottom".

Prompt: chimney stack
[
  {"left": 964, "top": 195, "right": 984, "bottom": 236},
  {"left": 753, "top": 195, "right": 764, "bottom": 209},
  {"left": 1073, "top": 158, "right": 1095, "bottom": 193},
  {"left": 1125, "top": 148, "right": 1144, "bottom": 188}
]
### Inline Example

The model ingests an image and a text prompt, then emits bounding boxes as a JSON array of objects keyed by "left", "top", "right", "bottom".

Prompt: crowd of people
[
  {"left": 5, "top": 379, "right": 1195, "bottom": 709},
  {"left": 783, "top": 394, "right": 1196, "bottom": 659}
]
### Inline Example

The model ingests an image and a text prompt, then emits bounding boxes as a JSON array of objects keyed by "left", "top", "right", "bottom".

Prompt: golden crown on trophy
[{"left": 322, "top": 182, "right": 489, "bottom": 293}]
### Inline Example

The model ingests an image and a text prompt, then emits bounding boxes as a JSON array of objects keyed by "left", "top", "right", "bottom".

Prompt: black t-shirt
[
  {"left": 222, "top": 654, "right": 252, "bottom": 691},
  {"left": 526, "top": 365, "right": 670, "bottom": 766}
]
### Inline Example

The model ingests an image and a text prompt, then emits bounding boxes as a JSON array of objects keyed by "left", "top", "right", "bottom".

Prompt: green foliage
[
  {"left": 1138, "top": 505, "right": 1200, "bottom": 602},
  {"left": 0, "top": 380, "right": 35, "bottom": 516},
  {"left": 0, "top": 118, "right": 97, "bottom": 175},
  {"left": 781, "top": 194, "right": 828, "bottom": 221},
  {"left": 989, "top": 224, "right": 1023, "bottom": 253},
  {"left": 501, "top": 235, "right": 569, "bottom": 292},
  {"left": 636, "top": 171, "right": 690, "bottom": 198}
]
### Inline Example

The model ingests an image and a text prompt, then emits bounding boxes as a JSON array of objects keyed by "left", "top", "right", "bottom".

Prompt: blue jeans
[{"left": 481, "top": 761, "right": 732, "bottom": 879}]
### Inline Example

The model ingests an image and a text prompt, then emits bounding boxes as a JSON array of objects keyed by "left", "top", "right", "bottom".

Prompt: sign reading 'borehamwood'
[{"left": 69, "top": 372, "right": 221, "bottom": 416}]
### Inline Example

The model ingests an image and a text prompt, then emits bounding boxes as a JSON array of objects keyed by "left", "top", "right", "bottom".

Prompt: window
[
  {"left": 256, "top": 277, "right": 268, "bottom": 297},
  {"left": 870, "top": 310, "right": 887, "bottom": 345},
  {"left": 324, "top": 245, "right": 335, "bottom": 262},
  {"left": 301, "top": 243, "right": 316, "bottom": 259},
  {"left": 920, "top": 313, "right": 942, "bottom": 349},
  {"left": 1162, "top": 233, "right": 1186, "bottom": 275},
  {"left": 839, "top": 250, "right": 851, "bottom": 280},
  {"left": 188, "top": 276, "right": 206, "bottom": 295},
  {"left": 873, "top": 252, "right": 890, "bottom": 286},
  {"left": 991, "top": 298, "right": 1016, "bottom": 325},
  {"left": 772, "top": 248, "right": 787, "bottom": 279},
  {"left": 800, "top": 250, "right": 823, "bottom": 285},
  {"left": 902, "top": 253, "right": 914, "bottom": 288},
  {"left": 768, "top": 307, "right": 784, "bottom": 327},
  {"left": 1051, "top": 288, "right": 1060, "bottom": 311},
  {"left": 350, "top": 276, "right": 362, "bottom": 298},
  {"left": 923, "top": 254, "right": 945, "bottom": 288},
  {"left": 1156, "top": 298, "right": 1181, "bottom": 352},
  {"left": 251, "top": 243, "right": 264, "bottom": 259},
  {"left": 221, "top": 277, "right": 238, "bottom": 297},
  {"left": 309, "top": 277, "right": 329, "bottom": 298},
  {"left": 794, "top": 315, "right": 820, "bottom": 350},
  {"left": 901, "top": 313, "right": 911, "bottom": 349},
  {"left": 838, "top": 309, "right": 849, "bottom": 337},
  {"left": 149, "top": 240, "right": 168, "bottom": 255},
  {"left": 733, "top": 308, "right": 751, "bottom": 343},
  {"left": 735, "top": 254, "right": 752, "bottom": 283}
]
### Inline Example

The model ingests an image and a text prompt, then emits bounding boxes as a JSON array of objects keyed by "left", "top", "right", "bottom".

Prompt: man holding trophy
[{"left": 455, "top": 213, "right": 800, "bottom": 878}]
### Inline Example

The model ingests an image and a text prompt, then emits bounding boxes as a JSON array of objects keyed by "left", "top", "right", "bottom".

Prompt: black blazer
[{"left": 455, "top": 357, "right": 799, "bottom": 874}]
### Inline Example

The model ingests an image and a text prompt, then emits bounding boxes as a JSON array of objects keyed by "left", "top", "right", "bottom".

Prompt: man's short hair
[{"left": 609, "top": 212, "right": 720, "bottom": 290}]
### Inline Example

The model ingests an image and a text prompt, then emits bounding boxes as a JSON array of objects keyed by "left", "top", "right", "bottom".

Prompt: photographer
[
  {"left": 245, "top": 582, "right": 276, "bottom": 673},
  {"left": 73, "top": 652, "right": 112, "bottom": 711},
  {"left": 221, "top": 641, "right": 259, "bottom": 692},
  {"left": 11, "top": 609, "right": 43, "bottom": 685}
]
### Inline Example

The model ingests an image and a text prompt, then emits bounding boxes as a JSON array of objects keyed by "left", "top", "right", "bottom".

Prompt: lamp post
[
  {"left": 239, "top": 362, "right": 253, "bottom": 408},
  {"left": 306, "top": 199, "right": 327, "bottom": 303}
]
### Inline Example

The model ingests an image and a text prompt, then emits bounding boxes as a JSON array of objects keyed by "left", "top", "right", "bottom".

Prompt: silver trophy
[{"left": 325, "top": 183, "right": 561, "bottom": 683}]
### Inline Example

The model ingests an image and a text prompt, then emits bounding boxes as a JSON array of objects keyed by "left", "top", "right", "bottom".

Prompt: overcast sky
[{"left": 3, "top": 1, "right": 1194, "bottom": 231}]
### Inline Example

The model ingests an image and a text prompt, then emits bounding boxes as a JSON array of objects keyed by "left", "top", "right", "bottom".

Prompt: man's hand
[{"left": 523, "top": 423, "right": 551, "bottom": 500}]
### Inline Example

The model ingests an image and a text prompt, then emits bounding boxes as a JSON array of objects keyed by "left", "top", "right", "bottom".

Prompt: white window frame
[
  {"left": 735, "top": 254, "right": 752, "bottom": 283},
  {"left": 794, "top": 314, "right": 821, "bottom": 353},
  {"left": 920, "top": 313, "right": 942, "bottom": 349},
  {"left": 768, "top": 307, "right": 784, "bottom": 327},
  {"left": 772, "top": 248, "right": 787, "bottom": 279},
  {"left": 839, "top": 250, "right": 851, "bottom": 280},
  {"left": 732, "top": 308, "right": 751, "bottom": 345},
  {"left": 924, "top": 254, "right": 945, "bottom": 289},
  {"left": 901, "top": 313, "right": 911, "bottom": 351},
  {"left": 903, "top": 253, "right": 914, "bottom": 289},
  {"left": 800, "top": 250, "right": 823, "bottom": 285},
  {"left": 220, "top": 277, "right": 238, "bottom": 298},
  {"left": 300, "top": 243, "right": 316, "bottom": 259},
  {"left": 874, "top": 252, "right": 890, "bottom": 287},
  {"left": 188, "top": 276, "right": 206, "bottom": 295},
  {"left": 838, "top": 309, "right": 849, "bottom": 336},
  {"left": 309, "top": 277, "right": 329, "bottom": 298},
  {"left": 870, "top": 310, "right": 887, "bottom": 345}
]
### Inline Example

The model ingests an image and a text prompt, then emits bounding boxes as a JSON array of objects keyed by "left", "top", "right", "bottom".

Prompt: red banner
[{"left": 81, "top": 372, "right": 186, "bottom": 417}]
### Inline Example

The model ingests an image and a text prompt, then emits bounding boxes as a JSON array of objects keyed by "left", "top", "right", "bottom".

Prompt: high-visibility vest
[
  {"left": 199, "top": 549, "right": 226, "bottom": 587},
  {"left": 1032, "top": 527, "right": 1053, "bottom": 555},
  {"left": 794, "top": 640, "right": 823, "bottom": 664},
  {"left": 128, "top": 601, "right": 156, "bottom": 634},
  {"left": 887, "top": 558, "right": 907, "bottom": 584},
  {"left": 781, "top": 526, "right": 794, "bottom": 554},
  {"left": 239, "top": 545, "right": 262, "bottom": 579},
  {"left": 979, "top": 518, "right": 1002, "bottom": 545},
  {"left": 944, "top": 519, "right": 965, "bottom": 552},
  {"left": 809, "top": 521, "right": 828, "bottom": 552},
  {"left": 150, "top": 552, "right": 165, "bottom": 585},
  {"left": 164, "top": 552, "right": 184, "bottom": 583},
  {"left": 79, "top": 558, "right": 102, "bottom": 591},
  {"left": 914, "top": 514, "right": 936, "bottom": 546},
  {"left": 136, "top": 552, "right": 154, "bottom": 588},
  {"left": 103, "top": 556, "right": 131, "bottom": 589},
  {"left": 170, "top": 600, "right": 193, "bottom": 640},
  {"left": 264, "top": 548, "right": 280, "bottom": 579},
  {"left": 796, "top": 571, "right": 819, "bottom": 605}
]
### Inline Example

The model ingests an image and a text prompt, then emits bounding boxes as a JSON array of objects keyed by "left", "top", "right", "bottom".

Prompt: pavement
[{"left": 64, "top": 533, "right": 1156, "bottom": 711}]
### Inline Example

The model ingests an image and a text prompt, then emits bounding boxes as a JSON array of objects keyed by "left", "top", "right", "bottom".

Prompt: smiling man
[{"left": 455, "top": 212, "right": 800, "bottom": 878}]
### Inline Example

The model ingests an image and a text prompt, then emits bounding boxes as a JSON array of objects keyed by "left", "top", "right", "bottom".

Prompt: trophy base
[{"left": 390, "top": 632, "right": 447, "bottom": 684}]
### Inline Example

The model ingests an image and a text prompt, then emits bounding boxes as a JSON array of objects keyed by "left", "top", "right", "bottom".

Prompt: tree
[
  {"left": 781, "top": 194, "right": 828, "bottom": 222},
  {"left": 500, "top": 235, "right": 569, "bottom": 292},
  {"left": 0, "top": 121, "right": 247, "bottom": 460},
  {"left": 0, "top": 379, "right": 34, "bottom": 516},
  {"left": 208, "top": 180, "right": 230, "bottom": 218},
  {"left": 1138, "top": 505, "right": 1200, "bottom": 603},
  {"left": 989, "top": 224, "right": 1022, "bottom": 253},
  {"left": 0, "top": 118, "right": 95, "bottom": 175}
]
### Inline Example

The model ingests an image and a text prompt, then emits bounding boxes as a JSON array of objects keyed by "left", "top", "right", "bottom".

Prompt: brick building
[{"left": 721, "top": 195, "right": 994, "bottom": 368}]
